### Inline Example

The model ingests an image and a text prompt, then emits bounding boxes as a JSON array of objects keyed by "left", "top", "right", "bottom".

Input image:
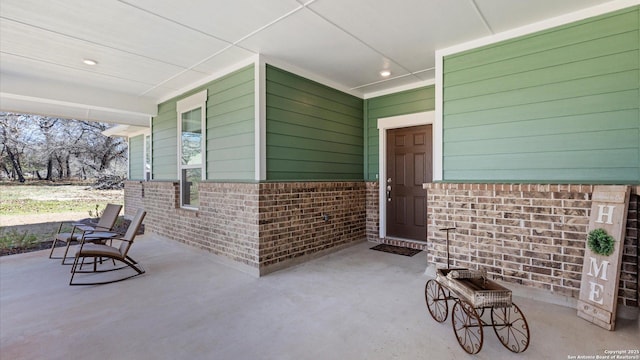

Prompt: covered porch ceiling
[{"left": 0, "top": 0, "right": 624, "bottom": 127}]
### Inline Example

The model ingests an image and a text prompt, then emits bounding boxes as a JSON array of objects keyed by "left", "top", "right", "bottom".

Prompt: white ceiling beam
[
  {"left": 0, "top": 72, "right": 156, "bottom": 115},
  {"left": 470, "top": 0, "right": 495, "bottom": 34},
  {"left": 0, "top": 94, "right": 151, "bottom": 126}
]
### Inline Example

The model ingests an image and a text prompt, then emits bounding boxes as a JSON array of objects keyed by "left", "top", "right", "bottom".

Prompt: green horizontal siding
[
  {"left": 445, "top": 110, "right": 638, "bottom": 141},
  {"left": 445, "top": 70, "right": 638, "bottom": 115},
  {"left": 445, "top": 129, "right": 638, "bottom": 155},
  {"left": 206, "top": 65, "right": 255, "bottom": 181},
  {"left": 445, "top": 168, "right": 638, "bottom": 183},
  {"left": 152, "top": 103, "right": 178, "bottom": 181},
  {"left": 266, "top": 65, "right": 363, "bottom": 181},
  {"left": 444, "top": 90, "right": 638, "bottom": 129},
  {"left": 446, "top": 149, "right": 637, "bottom": 169},
  {"left": 442, "top": 6, "right": 640, "bottom": 183},
  {"left": 151, "top": 65, "right": 255, "bottom": 181},
  {"left": 364, "top": 86, "right": 435, "bottom": 181},
  {"left": 445, "top": 48, "right": 638, "bottom": 101},
  {"left": 128, "top": 135, "right": 144, "bottom": 181}
]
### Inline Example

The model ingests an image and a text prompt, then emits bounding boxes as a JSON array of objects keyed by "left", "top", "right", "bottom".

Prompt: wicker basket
[
  {"left": 436, "top": 268, "right": 512, "bottom": 308},
  {"left": 447, "top": 269, "right": 486, "bottom": 280}
]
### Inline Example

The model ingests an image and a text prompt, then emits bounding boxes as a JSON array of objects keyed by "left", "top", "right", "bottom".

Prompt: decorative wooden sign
[{"left": 577, "top": 185, "right": 630, "bottom": 330}]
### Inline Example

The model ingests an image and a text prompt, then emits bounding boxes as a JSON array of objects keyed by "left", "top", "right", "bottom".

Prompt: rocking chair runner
[
  {"left": 49, "top": 203, "right": 122, "bottom": 265},
  {"left": 69, "top": 209, "right": 146, "bottom": 286}
]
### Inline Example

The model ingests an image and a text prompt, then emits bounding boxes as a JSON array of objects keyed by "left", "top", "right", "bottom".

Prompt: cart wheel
[
  {"left": 425, "top": 279, "right": 448, "bottom": 322},
  {"left": 451, "top": 299, "right": 483, "bottom": 354},
  {"left": 491, "top": 303, "right": 530, "bottom": 353}
]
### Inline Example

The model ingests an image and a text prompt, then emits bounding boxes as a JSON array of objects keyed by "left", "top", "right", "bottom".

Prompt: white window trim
[
  {"left": 143, "top": 129, "right": 152, "bottom": 181},
  {"left": 377, "top": 111, "right": 435, "bottom": 239},
  {"left": 177, "top": 90, "right": 207, "bottom": 209}
]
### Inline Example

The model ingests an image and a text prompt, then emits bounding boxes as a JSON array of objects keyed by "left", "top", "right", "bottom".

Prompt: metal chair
[
  {"left": 49, "top": 203, "right": 122, "bottom": 264},
  {"left": 69, "top": 209, "right": 146, "bottom": 286}
]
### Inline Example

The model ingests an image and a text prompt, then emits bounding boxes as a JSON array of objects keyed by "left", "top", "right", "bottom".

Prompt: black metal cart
[{"left": 424, "top": 228, "right": 530, "bottom": 354}]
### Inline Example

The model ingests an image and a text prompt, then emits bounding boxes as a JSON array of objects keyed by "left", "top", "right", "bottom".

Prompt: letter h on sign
[{"left": 595, "top": 205, "right": 615, "bottom": 224}]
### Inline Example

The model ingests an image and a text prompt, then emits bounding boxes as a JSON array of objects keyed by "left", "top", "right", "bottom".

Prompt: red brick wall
[
  {"left": 424, "top": 183, "right": 639, "bottom": 307},
  {"left": 365, "top": 181, "right": 379, "bottom": 241},
  {"left": 126, "top": 180, "right": 636, "bottom": 304},
  {"left": 125, "top": 181, "right": 260, "bottom": 272},
  {"left": 198, "top": 182, "right": 260, "bottom": 267},
  {"left": 259, "top": 182, "right": 366, "bottom": 272},
  {"left": 124, "top": 180, "right": 366, "bottom": 276},
  {"left": 123, "top": 181, "right": 143, "bottom": 219}
]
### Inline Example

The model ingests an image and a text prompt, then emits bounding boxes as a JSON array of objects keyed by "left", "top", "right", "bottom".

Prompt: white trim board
[
  {"left": 436, "top": 0, "right": 639, "bottom": 59},
  {"left": 363, "top": 79, "right": 435, "bottom": 100},
  {"left": 377, "top": 111, "right": 436, "bottom": 239},
  {"left": 158, "top": 56, "right": 258, "bottom": 105},
  {"left": 254, "top": 56, "right": 267, "bottom": 181}
]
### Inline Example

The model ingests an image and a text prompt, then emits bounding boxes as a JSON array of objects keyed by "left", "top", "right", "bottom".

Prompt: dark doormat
[{"left": 370, "top": 244, "right": 422, "bottom": 257}]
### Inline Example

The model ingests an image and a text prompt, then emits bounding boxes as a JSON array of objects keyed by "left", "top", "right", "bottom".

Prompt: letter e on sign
[{"left": 588, "top": 281, "right": 604, "bottom": 304}]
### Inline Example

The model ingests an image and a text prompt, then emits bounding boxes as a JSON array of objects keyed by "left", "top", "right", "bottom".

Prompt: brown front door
[{"left": 386, "top": 125, "right": 432, "bottom": 241}]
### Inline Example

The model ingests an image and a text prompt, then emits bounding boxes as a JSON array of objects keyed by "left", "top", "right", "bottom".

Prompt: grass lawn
[
  {"left": 0, "top": 182, "right": 124, "bottom": 254},
  {"left": 0, "top": 182, "right": 123, "bottom": 215}
]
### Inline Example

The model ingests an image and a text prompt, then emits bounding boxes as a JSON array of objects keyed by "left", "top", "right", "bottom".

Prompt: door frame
[{"left": 377, "top": 111, "right": 437, "bottom": 239}]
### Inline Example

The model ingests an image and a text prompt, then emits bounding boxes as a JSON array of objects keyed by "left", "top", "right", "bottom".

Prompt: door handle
[{"left": 386, "top": 179, "right": 392, "bottom": 202}]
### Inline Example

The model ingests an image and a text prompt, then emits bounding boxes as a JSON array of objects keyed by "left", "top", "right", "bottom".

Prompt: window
[
  {"left": 144, "top": 131, "right": 151, "bottom": 181},
  {"left": 177, "top": 90, "right": 207, "bottom": 209}
]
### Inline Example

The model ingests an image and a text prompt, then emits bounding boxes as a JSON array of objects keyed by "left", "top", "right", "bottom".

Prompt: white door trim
[{"left": 377, "top": 111, "right": 436, "bottom": 239}]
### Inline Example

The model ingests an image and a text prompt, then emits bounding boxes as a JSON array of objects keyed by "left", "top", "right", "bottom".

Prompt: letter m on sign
[{"left": 587, "top": 257, "right": 609, "bottom": 281}]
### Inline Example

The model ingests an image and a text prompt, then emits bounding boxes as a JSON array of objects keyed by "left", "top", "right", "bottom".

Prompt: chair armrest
[
  {"left": 71, "top": 220, "right": 98, "bottom": 226},
  {"left": 57, "top": 220, "right": 81, "bottom": 233},
  {"left": 75, "top": 225, "right": 97, "bottom": 232},
  {"left": 78, "top": 231, "right": 123, "bottom": 249},
  {"left": 82, "top": 231, "right": 120, "bottom": 240}
]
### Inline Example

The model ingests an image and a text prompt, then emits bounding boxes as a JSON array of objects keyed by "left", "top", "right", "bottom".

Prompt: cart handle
[{"left": 439, "top": 227, "right": 456, "bottom": 269}]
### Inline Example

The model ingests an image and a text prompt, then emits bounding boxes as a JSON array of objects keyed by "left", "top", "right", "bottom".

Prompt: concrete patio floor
[{"left": 1, "top": 235, "right": 638, "bottom": 360}]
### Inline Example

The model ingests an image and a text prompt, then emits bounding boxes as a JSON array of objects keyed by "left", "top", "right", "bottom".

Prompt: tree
[
  {"left": 0, "top": 112, "right": 128, "bottom": 181},
  {"left": 36, "top": 116, "right": 59, "bottom": 180},
  {"left": 73, "top": 121, "right": 128, "bottom": 173},
  {"left": 0, "top": 113, "right": 35, "bottom": 182}
]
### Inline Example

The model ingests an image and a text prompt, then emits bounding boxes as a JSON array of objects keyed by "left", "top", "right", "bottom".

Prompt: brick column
[
  {"left": 123, "top": 180, "right": 143, "bottom": 219},
  {"left": 365, "top": 181, "right": 379, "bottom": 241}
]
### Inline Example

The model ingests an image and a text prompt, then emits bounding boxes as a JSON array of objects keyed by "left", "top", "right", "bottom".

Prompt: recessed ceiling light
[
  {"left": 380, "top": 70, "right": 391, "bottom": 77},
  {"left": 82, "top": 59, "right": 98, "bottom": 66}
]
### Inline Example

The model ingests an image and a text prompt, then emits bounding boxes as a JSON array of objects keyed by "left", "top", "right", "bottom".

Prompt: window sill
[{"left": 176, "top": 207, "right": 199, "bottom": 217}]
